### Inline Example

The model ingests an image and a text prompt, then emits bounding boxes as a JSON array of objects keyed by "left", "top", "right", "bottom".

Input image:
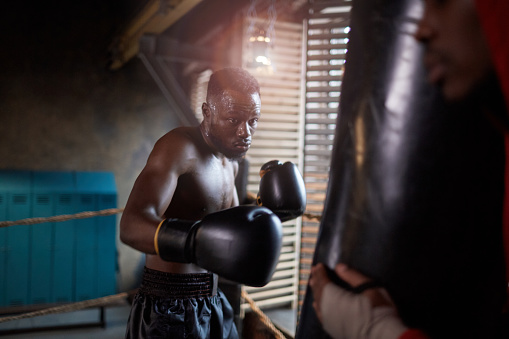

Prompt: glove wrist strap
[
  {"left": 155, "top": 219, "right": 196, "bottom": 263},
  {"left": 154, "top": 219, "right": 166, "bottom": 256}
]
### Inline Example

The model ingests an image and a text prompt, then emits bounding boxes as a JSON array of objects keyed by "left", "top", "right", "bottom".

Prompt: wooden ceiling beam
[{"left": 109, "top": 0, "right": 202, "bottom": 70}]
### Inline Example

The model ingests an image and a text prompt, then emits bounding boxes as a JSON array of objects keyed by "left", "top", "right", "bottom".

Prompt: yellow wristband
[{"left": 154, "top": 219, "right": 166, "bottom": 256}]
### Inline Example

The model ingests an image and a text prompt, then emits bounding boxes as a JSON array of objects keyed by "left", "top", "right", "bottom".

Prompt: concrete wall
[{"left": 0, "top": 1, "right": 181, "bottom": 291}]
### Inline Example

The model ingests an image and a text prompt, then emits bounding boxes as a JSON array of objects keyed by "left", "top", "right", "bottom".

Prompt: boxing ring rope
[
  {"left": 0, "top": 291, "right": 132, "bottom": 324},
  {"left": 0, "top": 207, "right": 313, "bottom": 338},
  {"left": 241, "top": 289, "right": 285, "bottom": 339},
  {"left": 302, "top": 213, "right": 321, "bottom": 222},
  {"left": 0, "top": 209, "right": 321, "bottom": 229},
  {"left": 0, "top": 208, "right": 124, "bottom": 228}
]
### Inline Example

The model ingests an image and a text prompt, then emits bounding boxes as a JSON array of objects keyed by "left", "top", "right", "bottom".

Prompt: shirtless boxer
[{"left": 121, "top": 67, "right": 273, "bottom": 338}]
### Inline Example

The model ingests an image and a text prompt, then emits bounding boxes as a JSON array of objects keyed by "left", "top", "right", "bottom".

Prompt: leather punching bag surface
[{"left": 296, "top": 0, "right": 506, "bottom": 338}]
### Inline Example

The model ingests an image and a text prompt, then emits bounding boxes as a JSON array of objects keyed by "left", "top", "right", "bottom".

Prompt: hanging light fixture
[
  {"left": 249, "top": 27, "right": 271, "bottom": 66},
  {"left": 246, "top": 0, "right": 277, "bottom": 72}
]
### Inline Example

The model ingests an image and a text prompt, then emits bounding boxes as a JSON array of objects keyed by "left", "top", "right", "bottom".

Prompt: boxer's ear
[{"left": 202, "top": 102, "right": 211, "bottom": 118}]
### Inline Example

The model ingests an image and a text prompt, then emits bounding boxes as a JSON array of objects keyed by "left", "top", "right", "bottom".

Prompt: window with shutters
[
  {"left": 240, "top": 17, "right": 305, "bottom": 313},
  {"left": 191, "top": 17, "right": 306, "bottom": 315},
  {"left": 190, "top": 0, "right": 353, "bottom": 328},
  {"left": 299, "top": 0, "right": 352, "bottom": 314}
]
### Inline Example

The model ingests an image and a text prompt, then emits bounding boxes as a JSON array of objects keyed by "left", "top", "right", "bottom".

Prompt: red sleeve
[
  {"left": 399, "top": 329, "right": 430, "bottom": 339},
  {"left": 475, "top": 0, "right": 509, "bottom": 303},
  {"left": 475, "top": 0, "right": 509, "bottom": 111},
  {"left": 505, "top": 136, "right": 509, "bottom": 286}
]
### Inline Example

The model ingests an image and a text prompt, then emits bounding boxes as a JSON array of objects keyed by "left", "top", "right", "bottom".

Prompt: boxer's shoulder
[
  {"left": 148, "top": 126, "right": 222, "bottom": 178},
  {"left": 152, "top": 127, "right": 203, "bottom": 158},
  {"left": 159, "top": 126, "right": 200, "bottom": 146}
]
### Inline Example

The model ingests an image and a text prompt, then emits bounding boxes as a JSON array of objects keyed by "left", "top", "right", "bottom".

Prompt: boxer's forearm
[{"left": 120, "top": 207, "right": 162, "bottom": 254}]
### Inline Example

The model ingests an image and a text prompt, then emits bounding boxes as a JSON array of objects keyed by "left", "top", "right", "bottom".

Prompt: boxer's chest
[
  {"left": 172, "top": 158, "right": 236, "bottom": 217},
  {"left": 195, "top": 158, "right": 236, "bottom": 206}
]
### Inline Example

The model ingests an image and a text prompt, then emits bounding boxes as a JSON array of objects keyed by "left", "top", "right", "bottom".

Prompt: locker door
[
  {"left": 53, "top": 193, "right": 76, "bottom": 303},
  {"left": 74, "top": 193, "right": 97, "bottom": 301},
  {"left": 1, "top": 171, "right": 32, "bottom": 306},
  {"left": 30, "top": 193, "right": 53, "bottom": 304},
  {"left": 0, "top": 193, "right": 7, "bottom": 306},
  {"left": 97, "top": 193, "right": 117, "bottom": 296}
]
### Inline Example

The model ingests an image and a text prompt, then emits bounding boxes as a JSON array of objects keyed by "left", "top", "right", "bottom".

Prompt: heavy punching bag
[{"left": 296, "top": 0, "right": 506, "bottom": 338}]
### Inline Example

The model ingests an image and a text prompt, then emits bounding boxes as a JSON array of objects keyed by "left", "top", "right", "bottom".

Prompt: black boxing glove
[
  {"left": 154, "top": 205, "right": 282, "bottom": 287},
  {"left": 257, "top": 160, "right": 306, "bottom": 222}
]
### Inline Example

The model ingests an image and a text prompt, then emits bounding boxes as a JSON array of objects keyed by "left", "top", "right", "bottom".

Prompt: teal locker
[
  {"left": 53, "top": 192, "right": 77, "bottom": 303},
  {"left": 75, "top": 172, "right": 117, "bottom": 299},
  {"left": 95, "top": 173, "right": 117, "bottom": 297},
  {"left": 53, "top": 180, "right": 78, "bottom": 304},
  {"left": 0, "top": 170, "right": 117, "bottom": 307},
  {"left": 0, "top": 191, "right": 6, "bottom": 306},
  {"left": 97, "top": 193, "right": 117, "bottom": 296},
  {"left": 1, "top": 170, "right": 31, "bottom": 306},
  {"left": 74, "top": 193, "right": 97, "bottom": 301},
  {"left": 32, "top": 171, "right": 74, "bottom": 305},
  {"left": 30, "top": 192, "right": 53, "bottom": 304}
]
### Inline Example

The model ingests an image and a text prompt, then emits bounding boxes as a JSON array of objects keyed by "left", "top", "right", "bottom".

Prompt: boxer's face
[
  {"left": 203, "top": 89, "right": 261, "bottom": 160},
  {"left": 415, "top": 0, "right": 494, "bottom": 102}
]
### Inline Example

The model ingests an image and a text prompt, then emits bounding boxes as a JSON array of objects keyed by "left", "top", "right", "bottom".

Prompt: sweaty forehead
[{"left": 211, "top": 89, "right": 261, "bottom": 110}]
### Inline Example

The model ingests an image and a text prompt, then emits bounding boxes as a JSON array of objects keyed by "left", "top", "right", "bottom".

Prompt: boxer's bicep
[
  {"left": 120, "top": 169, "right": 179, "bottom": 253},
  {"left": 120, "top": 136, "right": 190, "bottom": 253},
  {"left": 143, "top": 154, "right": 181, "bottom": 217}
]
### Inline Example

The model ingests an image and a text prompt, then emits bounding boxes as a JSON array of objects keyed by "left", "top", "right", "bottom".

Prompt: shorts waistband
[{"left": 139, "top": 267, "right": 217, "bottom": 298}]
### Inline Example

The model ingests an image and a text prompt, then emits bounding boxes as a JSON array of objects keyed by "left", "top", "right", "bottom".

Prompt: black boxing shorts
[{"left": 125, "top": 267, "right": 238, "bottom": 339}]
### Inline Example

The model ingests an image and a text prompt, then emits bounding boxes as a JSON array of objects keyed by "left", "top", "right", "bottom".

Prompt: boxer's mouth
[
  {"left": 234, "top": 142, "right": 251, "bottom": 152},
  {"left": 423, "top": 51, "right": 446, "bottom": 86},
  {"left": 426, "top": 61, "right": 446, "bottom": 86}
]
